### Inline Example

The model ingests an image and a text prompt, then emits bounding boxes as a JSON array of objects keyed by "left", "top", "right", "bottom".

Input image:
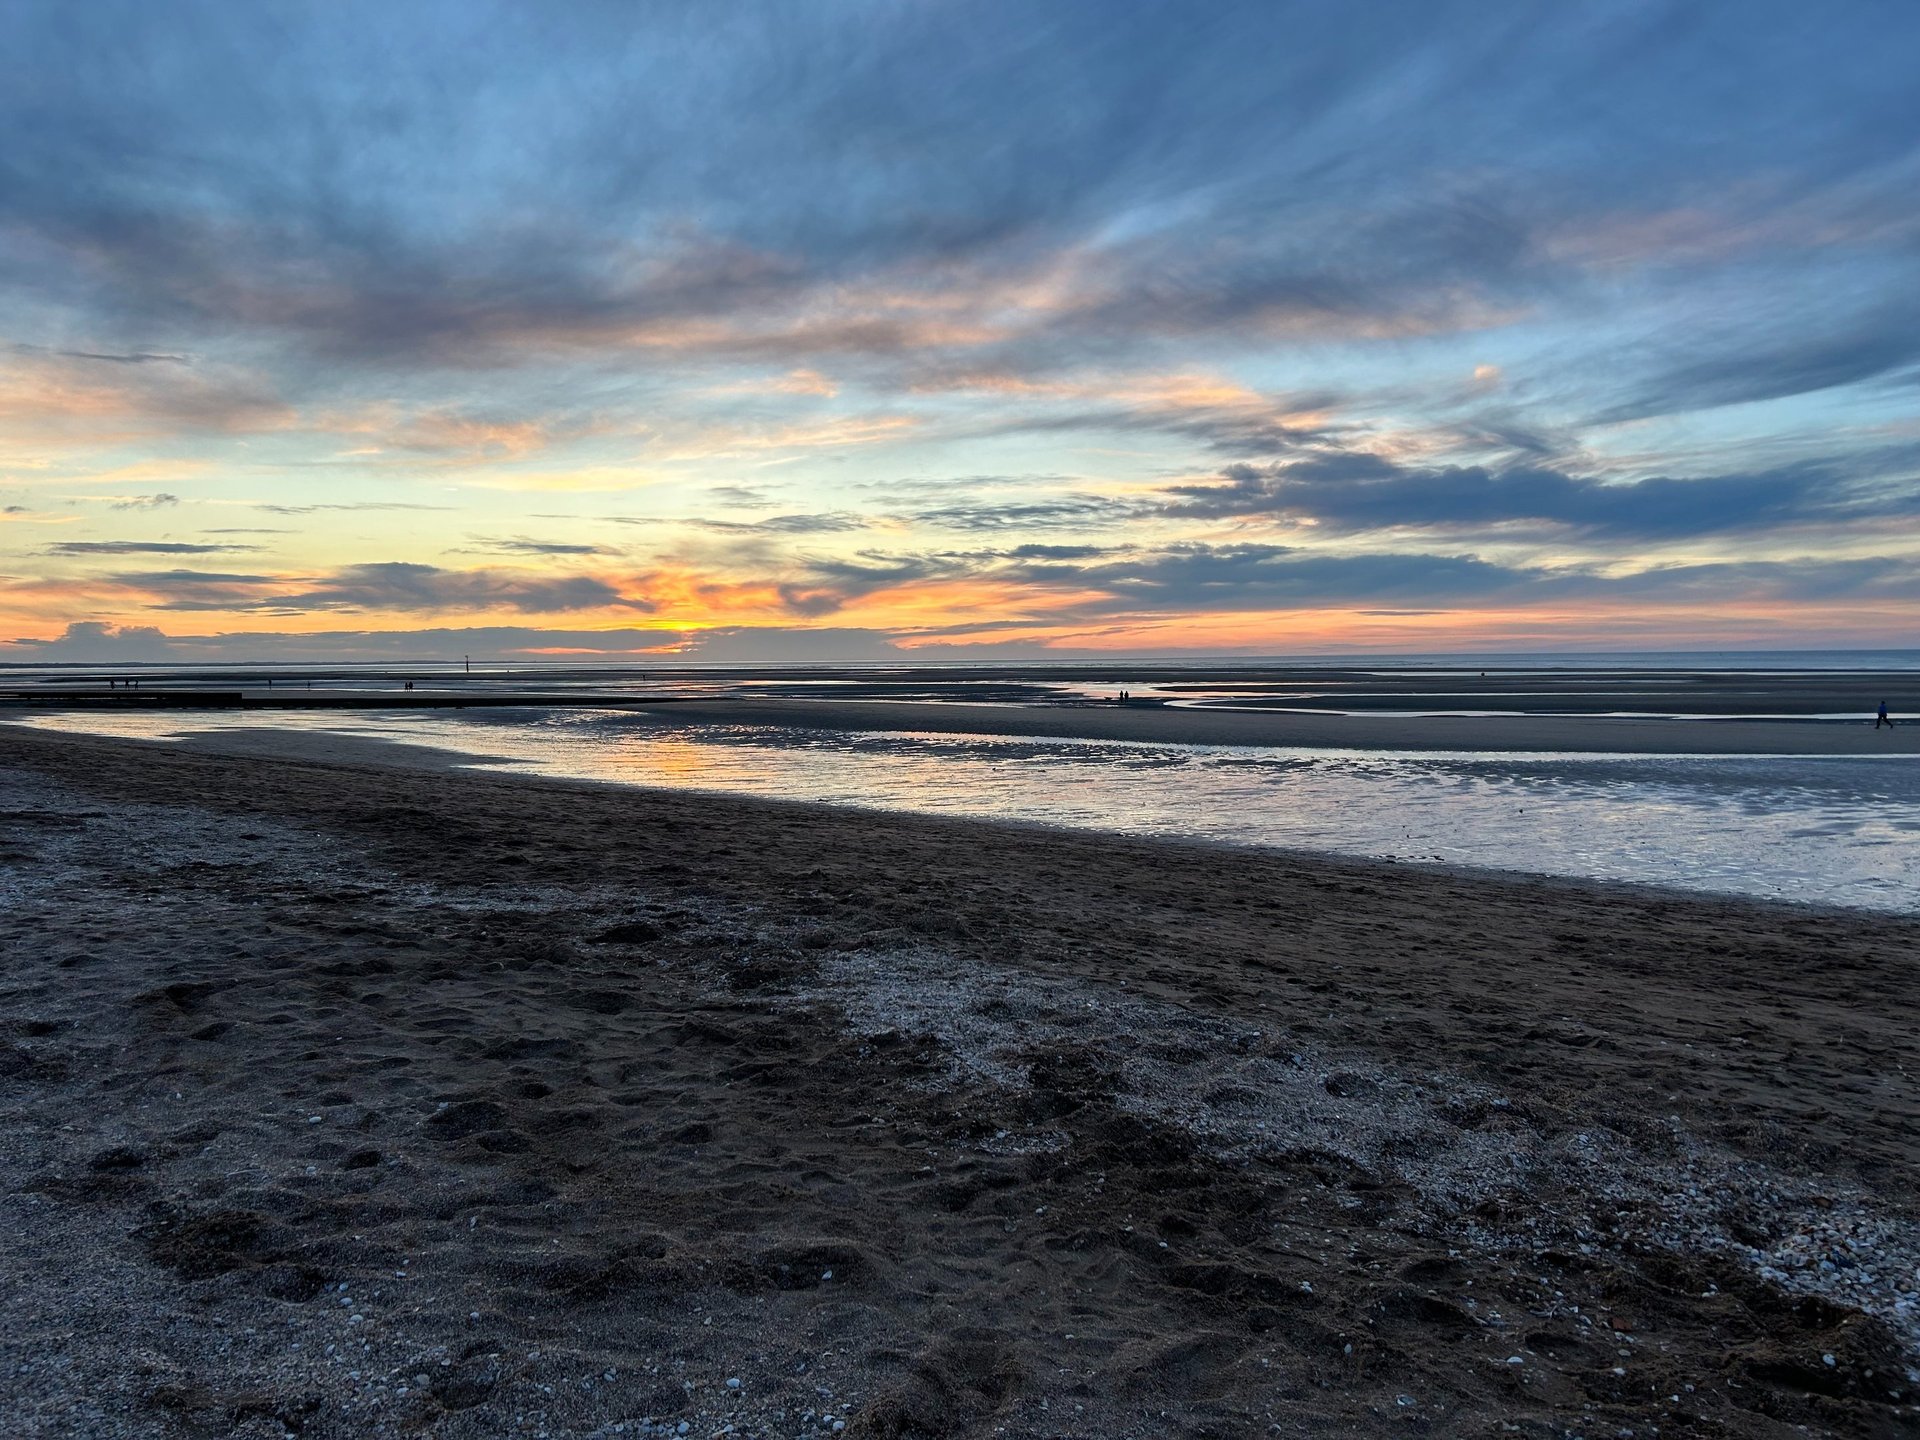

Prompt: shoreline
[
  {"left": 13, "top": 716, "right": 1917, "bottom": 925},
  {"left": 627, "top": 696, "right": 1920, "bottom": 756},
  {"left": 3, "top": 725, "right": 1917, "bottom": 1436}
]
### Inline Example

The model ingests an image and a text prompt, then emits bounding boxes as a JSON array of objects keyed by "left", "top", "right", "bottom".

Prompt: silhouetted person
[{"left": 1876, "top": 700, "right": 1893, "bottom": 729}]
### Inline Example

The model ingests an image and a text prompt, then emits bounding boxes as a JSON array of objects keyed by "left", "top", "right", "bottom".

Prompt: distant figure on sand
[{"left": 1877, "top": 700, "right": 1893, "bottom": 729}]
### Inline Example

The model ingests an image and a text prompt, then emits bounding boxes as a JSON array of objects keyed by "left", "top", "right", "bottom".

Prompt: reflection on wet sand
[{"left": 14, "top": 708, "right": 1920, "bottom": 913}]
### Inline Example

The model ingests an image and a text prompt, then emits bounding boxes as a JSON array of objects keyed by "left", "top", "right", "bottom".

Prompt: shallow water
[{"left": 17, "top": 708, "right": 1920, "bottom": 914}]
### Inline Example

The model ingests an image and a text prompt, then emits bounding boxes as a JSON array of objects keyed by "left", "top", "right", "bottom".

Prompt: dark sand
[
  {"left": 627, "top": 698, "right": 1920, "bottom": 756},
  {"left": 2, "top": 724, "right": 1918, "bottom": 1438}
]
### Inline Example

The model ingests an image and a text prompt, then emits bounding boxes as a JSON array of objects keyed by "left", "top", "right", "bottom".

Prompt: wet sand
[
  {"left": 631, "top": 696, "right": 1920, "bottom": 756},
  {"left": 2, "top": 724, "right": 1918, "bottom": 1438}
]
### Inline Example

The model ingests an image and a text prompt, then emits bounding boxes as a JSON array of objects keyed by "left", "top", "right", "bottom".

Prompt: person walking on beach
[{"left": 1876, "top": 700, "right": 1893, "bottom": 729}]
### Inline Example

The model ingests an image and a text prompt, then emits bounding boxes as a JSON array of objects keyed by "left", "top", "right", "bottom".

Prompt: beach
[
  {"left": 628, "top": 697, "right": 1920, "bottom": 757},
  {"left": 2, "top": 724, "right": 1917, "bottom": 1438}
]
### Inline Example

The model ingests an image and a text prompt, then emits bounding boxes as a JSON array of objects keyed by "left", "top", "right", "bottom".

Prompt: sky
[{"left": 4, "top": 0, "right": 1920, "bottom": 663}]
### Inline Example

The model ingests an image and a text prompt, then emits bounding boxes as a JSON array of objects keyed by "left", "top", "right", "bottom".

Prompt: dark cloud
[
  {"left": 112, "top": 569, "right": 276, "bottom": 584},
  {"left": 7, "top": 344, "right": 188, "bottom": 366},
  {"left": 85, "top": 560, "right": 648, "bottom": 615},
  {"left": 13, "top": 551, "right": 1920, "bottom": 664},
  {"left": 468, "top": 537, "right": 618, "bottom": 556},
  {"left": 774, "top": 585, "right": 851, "bottom": 618},
  {"left": 1598, "top": 315, "right": 1920, "bottom": 423},
  {"left": 857, "top": 474, "right": 1077, "bottom": 497},
  {"left": 49, "top": 540, "right": 257, "bottom": 555},
  {"left": 767, "top": 549, "right": 975, "bottom": 615},
  {"left": 968, "top": 543, "right": 1117, "bottom": 561},
  {"left": 1067, "top": 544, "right": 1523, "bottom": 608},
  {"left": 2, "top": 621, "right": 683, "bottom": 662},
  {"left": 770, "top": 538, "right": 1920, "bottom": 619},
  {"left": 1558, "top": 556, "right": 1920, "bottom": 605},
  {"left": 908, "top": 495, "right": 1147, "bottom": 531},
  {"left": 764, "top": 539, "right": 1523, "bottom": 616},
  {"left": 0, "top": 620, "right": 1062, "bottom": 665},
  {"left": 5, "top": 620, "right": 172, "bottom": 658},
  {"left": 691, "top": 513, "right": 867, "bottom": 535},
  {"left": 109, "top": 492, "right": 179, "bottom": 510},
  {"left": 1161, "top": 454, "right": 1920, "bottom": 540},
  {"left": 273, "top": 563, "right": 651, "bottom": 616},
  {"left": 108, "top": 568, "right": 284, "bottom": 611}
]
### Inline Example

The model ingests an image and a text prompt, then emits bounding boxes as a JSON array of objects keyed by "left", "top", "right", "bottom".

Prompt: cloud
[
  {"left": 916, "top": 372, "right": 1350, "bottom": 458},
  {"left": 1598, "top": 315, "right": 1920, "bottom": 423},
  {"left": 5, "top": 620, "right": 173, "bottom": 659},
  {"left": 102, "top": 567, "right": 284, "bottom": 612},
  {"left": 48, "top": 540, "right": 259, "bottom": 555},
  {"left": 0, "top": 348, "right": 291, "bottom": 442},
  {"left": 5, "top": 3, "right": 1920, "bottom": 652},
  {"left": 1160, "top": 453, "right": 1920, "bottom": 540},
  {"left": 949, "top": 543, "right": 1117, "bottom": 561},
  {"left": 690, "top": 512, "right": 866, "bottom": 535},
  {"left": 272, "top": 562, "right": 651, "bottom": 616},
  {"left": 773, "top": 586, "right": 851, "bottom": 617},
  {"left": 907, "top": 495, "right": 1148, "bottom": 531},
  {"left": 1061, "top": 543, "right": 1526, "bottom": 608},
  {"left": 255, "top": 502, "right": 455, "bottom": 515},
  {"left": 111, "top": 569, "right": 277, "bottom": 584},
  {"left": 109, "top": 492, "right": 180, "bottom": 510},
  {"left": 71, "top": 559, "right": 652, "bottom": 616},
  {"left": 7, "top": 345, "right": 189, "bottom": 366},
  {"left": 760, "top": 535, "right": 1920, "bottom": 622},
  {"left": 467, "top": 537, "right": 619, "bottom": 556},
  {"left": 16, "top": 2, "right": 1907, "bottom": 386},
  {"left": 0, "top": 619, "right": 1038, "bottom": 665},
  {"left": 1, "top": 622, "right": 682, "bottom": 662}
]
